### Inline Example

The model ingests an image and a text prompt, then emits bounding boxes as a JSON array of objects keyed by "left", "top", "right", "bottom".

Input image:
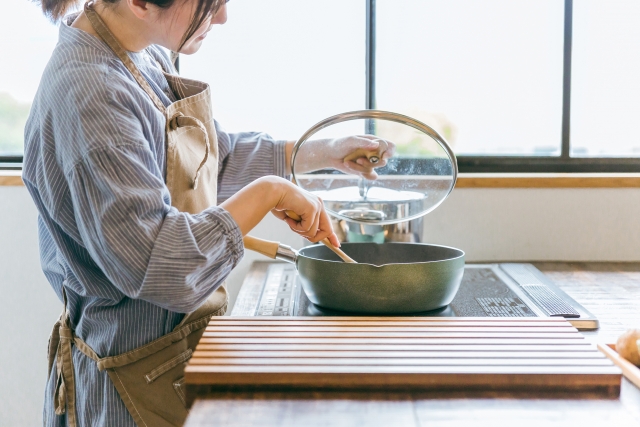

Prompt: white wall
[
  {"left": 1, "top": 185, "right": 639, "bottom": 426},
  {"left": 0, "top": 187, "right": 61, "bottom": 427},
  {"left": 423, "top": 188, "right": 640, "bottom": 262}
]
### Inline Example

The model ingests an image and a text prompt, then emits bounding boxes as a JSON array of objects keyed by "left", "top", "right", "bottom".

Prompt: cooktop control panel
[
  {"left": 254, "top": 264, "right": 297, "bottom": 316},
  {"left": 231, "top": 263, "right": 598, "bottom": 330},
  {"left": 475, "top": 297, "right": 534, "bottom": 317}
]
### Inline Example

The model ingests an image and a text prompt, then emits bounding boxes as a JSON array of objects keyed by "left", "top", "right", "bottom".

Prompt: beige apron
[{"left": 47, "top": 3, "right": 227, "bottom": 426}]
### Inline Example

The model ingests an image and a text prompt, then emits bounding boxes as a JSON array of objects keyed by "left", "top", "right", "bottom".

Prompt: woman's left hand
[{"left": 292, "top": 135, "right": 396, "bottom": 180}]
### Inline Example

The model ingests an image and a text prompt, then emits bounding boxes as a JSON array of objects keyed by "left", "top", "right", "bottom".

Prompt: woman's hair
[{"left": 38, "top": 0, "right": 224, "bottom": 49}]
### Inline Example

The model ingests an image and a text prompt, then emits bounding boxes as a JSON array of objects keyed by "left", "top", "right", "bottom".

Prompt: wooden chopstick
[{"left": 597, "top": 343, "right": 640, "bottom": 389}]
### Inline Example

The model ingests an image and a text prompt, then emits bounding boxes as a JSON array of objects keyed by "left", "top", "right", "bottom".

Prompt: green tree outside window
[{"left": 0, "top": 93, "right": 31, "bottom": 155}]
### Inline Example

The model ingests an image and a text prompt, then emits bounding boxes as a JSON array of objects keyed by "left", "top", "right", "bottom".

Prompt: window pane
[
  {"left": 0, "top": 1, "right": 58, "bottom": 156},
  {"left": 181, "top": 0, "right": 366, "bottom": 140},
  {"left": 376, "top": 0, "right": 564, "bottom": 156},
  {"left": 571, "top": 0, "right": 640, "bottom": 157}
]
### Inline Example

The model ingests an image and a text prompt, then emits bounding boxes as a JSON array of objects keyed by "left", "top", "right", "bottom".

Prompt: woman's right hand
[
  {"left": 220, "top": 176, "right": 340, "bottom": 247},
  {"left": 269, "top": 178, "right": 340, "bottom": 247}
]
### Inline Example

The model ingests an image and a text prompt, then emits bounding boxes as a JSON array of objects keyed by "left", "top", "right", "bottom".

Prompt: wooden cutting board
[{"left": 185, "top": 317, "right": 621, "bottom": 396}]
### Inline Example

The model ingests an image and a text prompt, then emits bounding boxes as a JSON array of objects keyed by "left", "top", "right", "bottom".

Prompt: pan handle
[{"left": 243, "top": 236, "right": 297, "bottom": 263}]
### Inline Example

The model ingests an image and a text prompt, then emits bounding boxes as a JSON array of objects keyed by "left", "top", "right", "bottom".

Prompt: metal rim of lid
[{"left": 290, "top": 110, "right": 459, "bottom": 225}]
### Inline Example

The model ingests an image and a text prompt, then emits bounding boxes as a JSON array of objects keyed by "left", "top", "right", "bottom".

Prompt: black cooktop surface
[
  {"left": 231, "top": 263, "right": 598, "bottom": 330},
  {"left": 298, "top": 267, "right": 536, "bottom": 317}
]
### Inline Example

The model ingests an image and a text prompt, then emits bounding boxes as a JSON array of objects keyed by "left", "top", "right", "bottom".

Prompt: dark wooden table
[{"left": 185, "top": 262, "right": 640, "bottom": 427}]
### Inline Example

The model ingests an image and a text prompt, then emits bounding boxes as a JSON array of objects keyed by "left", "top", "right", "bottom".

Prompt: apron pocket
[
  {"left": 144, "top": 349, "right": 193, "bottom": 384},
  {"left": 106, "top": 339, "right": 193, "bottom": 427},
  {"left": 173, "top": 377, "right": 187, "bottom": 406}
]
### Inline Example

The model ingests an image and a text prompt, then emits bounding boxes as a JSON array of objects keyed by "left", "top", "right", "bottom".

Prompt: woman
[{"left": 24, "top": 0, "right": 391, "bottom": 426}]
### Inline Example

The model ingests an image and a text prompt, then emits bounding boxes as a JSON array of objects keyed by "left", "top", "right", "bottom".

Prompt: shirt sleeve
[
  {"left": 67, "top": 144, "right": 244, "bottom": 313},
  {"left": 215, "top": 120, "right": 288, "bottom": 203}
]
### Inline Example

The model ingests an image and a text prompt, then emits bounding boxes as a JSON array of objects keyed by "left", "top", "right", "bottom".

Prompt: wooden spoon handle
[
  {"left": 242, "top": 236, "right": 280, "bottom": 259},
  {"left": 320, "top": 238, "right": 357, "bottom": 263},
  {"left": 284, "top": 210, "right": 356, "bottom": 264}
]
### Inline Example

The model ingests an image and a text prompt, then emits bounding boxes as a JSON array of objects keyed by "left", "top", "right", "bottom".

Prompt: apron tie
[
  {"left": 52, "top": 288, "right": 79, "bottom": 427},
  {"left": 169, "top": 113, "right": 210, "bottom": 190}
]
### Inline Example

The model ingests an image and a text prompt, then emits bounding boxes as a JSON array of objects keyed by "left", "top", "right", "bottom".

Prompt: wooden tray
[
  {"left": 597, "top": 343, "right": 640, "bottom": 389},
  {"left": 186, "top": 317, "right": 621, "bottom": 396}
]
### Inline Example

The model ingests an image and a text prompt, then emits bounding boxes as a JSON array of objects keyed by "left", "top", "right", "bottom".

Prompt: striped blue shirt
[{"left": 22, "top": 14, "right": 286, "bottom": 427}]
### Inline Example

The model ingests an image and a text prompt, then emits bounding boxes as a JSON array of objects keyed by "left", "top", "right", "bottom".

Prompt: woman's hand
[
  {"left": 289, "top": 135, "right": 396, "bottom": 180},
  {"left": 269, "top": 179, "right": 339, "bottom": 246},
  {"left": 220, "top": 176, "right": 340, "bottom": 246}
]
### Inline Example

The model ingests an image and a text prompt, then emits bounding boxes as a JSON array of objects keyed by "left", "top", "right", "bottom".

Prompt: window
[
  {"left": 376, "top": 0, "right": 564, "bottom": 156},
  {"left": 2, "top": 0, "right": 639, "bottom": 173},
  {"left": 1, "top": 0, "right": 58, "bottom": 167},
  {"left": 181, "top": 0, "right": 365, "bottom": 140},
  {"left": 571, "top": 0, "right": 640, "bottom": 157}
]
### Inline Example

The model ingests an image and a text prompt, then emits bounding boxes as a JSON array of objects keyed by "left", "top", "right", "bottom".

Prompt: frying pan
[{"left": 243, "top": 236, "right": 465, "bottom": 314}]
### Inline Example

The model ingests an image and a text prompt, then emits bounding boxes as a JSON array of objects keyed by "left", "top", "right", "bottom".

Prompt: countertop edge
[{"left": 3, "top": 171, "right": 640, "bottom": 188}]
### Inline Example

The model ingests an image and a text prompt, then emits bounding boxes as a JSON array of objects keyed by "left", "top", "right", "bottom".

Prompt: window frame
[
  {"left": 0, "top": 156, "right": 22, "bottom": 170},
  {"left": 2, "top": 0, "right": 639, "bottom": 172},
  {"left": 367, "top": 0, "right": 640, "bottom": 173}
]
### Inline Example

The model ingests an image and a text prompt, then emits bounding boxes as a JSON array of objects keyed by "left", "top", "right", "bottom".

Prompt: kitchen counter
[
  {"left": 4, "top": 170, "right": 640, "bottom": 188},
  {"left": 184, "top": 262, "right": 640, "bottom": 427}
]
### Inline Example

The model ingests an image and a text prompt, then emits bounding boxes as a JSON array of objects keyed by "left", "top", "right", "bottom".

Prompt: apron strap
[
  {"left": 48, "top": 286, "right": 215, "bottom": 425},
  {"left": 48, "top": 285, "right": 225, "bottom": 425},
  {"left": 47, "top": 319, "right": 61, "bottom": 377},
  {"left": 168, "top": 114, "right": 211, "bottom": 189},
  {"left": 52, "top": 286, "right": 79, "bottom": 427},
  {"left": 84, "top": 1, "right": 167, "bottom": 114},
  {"left": 91, "top": 311, "right": 213, "bottom": 370}
]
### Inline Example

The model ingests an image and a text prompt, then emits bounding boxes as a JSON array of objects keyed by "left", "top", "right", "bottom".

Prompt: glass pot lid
[{"left": 291, "top": 110, "right": 458, "bottom": 225}]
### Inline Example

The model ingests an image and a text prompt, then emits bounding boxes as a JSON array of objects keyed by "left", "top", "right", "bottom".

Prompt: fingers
[
  {"left": 342, "top": 159, "right": 379, "bottom": 180},
  {"left": 343, "top": 161, "right": 377, "bottom": 180},
  {"left": 286, "top": 210, "right": 317, "bottom": 236},
  {"left": 306, "top": 207, "right": 339, "bottom": 246},
  {"left": 339, "top": 136, "right": 395, "bottom": 180},
  {"left": 382, "top": 139, "right": 396, "bottom": 158},
  {"left": 275, "top": 196, "right": 339, "bottom": 246},
  {"left": 284, "top": 216, "right": 303, "bottom": 232},
  {"left": 273, "top": 208, "right": 318, "bottom": 238},
  {"left": 278, "top": 198, "right": 325, "bottom": 241},
  {"left": 270, "top": 209, "right": 287, "bottom": 221},
  {"left": 355, "top": 135, "right": 391, "bottom": 154},
  {"left": 326, "top": 232, "right": 341, "bottom": 248},
  {"left": 345, "top": 135, "right": 380, "bottom": 151},
  {"left": 306, "top": 207, "right": 322, "bottom": 239},
  {"left": 368, "top": 138, "right": 395, "bottom": 163}
]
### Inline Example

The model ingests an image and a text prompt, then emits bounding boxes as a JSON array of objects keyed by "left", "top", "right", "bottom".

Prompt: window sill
[
  {"left": 0, "top": 171, "right": 23, "bottom": 186},
  {"left": 455, "top": 173, "right": 640, "bottom": 188},
  {"left": 2, "top": 170, "right": 640, "bottom": 188}
]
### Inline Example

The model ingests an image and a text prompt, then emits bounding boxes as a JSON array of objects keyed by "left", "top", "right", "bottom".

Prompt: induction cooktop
[{"left": 230, "top": 263, "right": 599, "bottom": 330}]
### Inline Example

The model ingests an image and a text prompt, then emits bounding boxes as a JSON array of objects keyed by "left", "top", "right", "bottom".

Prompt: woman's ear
[{"left": 127, "top": 0, "right": 153, "bottom": 20}]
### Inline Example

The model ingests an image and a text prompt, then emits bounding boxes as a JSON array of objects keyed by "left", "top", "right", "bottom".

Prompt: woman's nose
[{"left": 212, "top": 3, "right": 228, "bottom": 25}]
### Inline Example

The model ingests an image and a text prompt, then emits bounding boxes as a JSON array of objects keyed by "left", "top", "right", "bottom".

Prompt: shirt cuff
[{"left": 205, "top": 206, "right": 245, "bottom": 265}]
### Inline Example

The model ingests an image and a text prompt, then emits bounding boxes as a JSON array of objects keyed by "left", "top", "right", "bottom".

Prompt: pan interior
[{"left": 299, "top": 242, "right": 464, "bottom": 266}]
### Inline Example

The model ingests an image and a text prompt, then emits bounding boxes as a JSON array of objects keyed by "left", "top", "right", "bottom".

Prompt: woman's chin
[{"left": 179, "top": 40, "right": 205, "bottom": 55}]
